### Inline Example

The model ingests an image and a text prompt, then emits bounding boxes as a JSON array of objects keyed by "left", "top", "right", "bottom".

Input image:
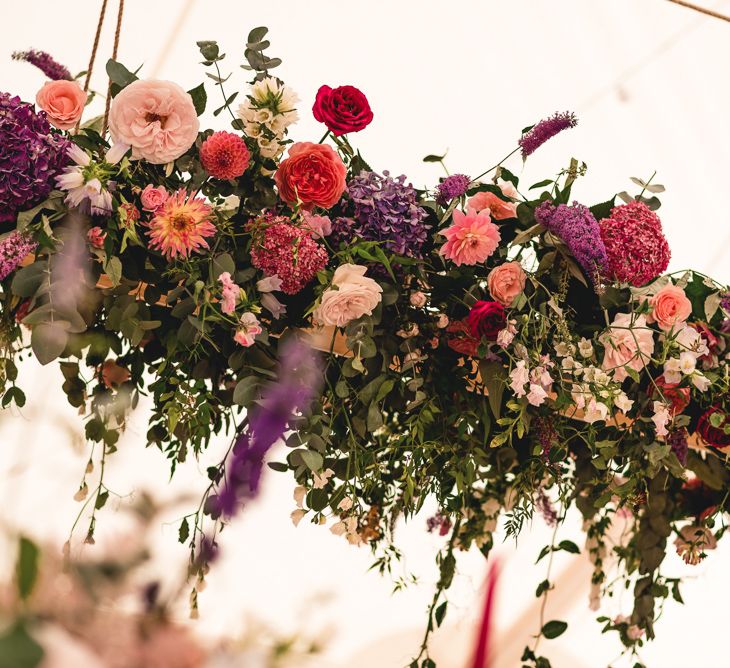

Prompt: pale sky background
[{"left": 2, "top": 1, "right": 730, "bottom": 666}]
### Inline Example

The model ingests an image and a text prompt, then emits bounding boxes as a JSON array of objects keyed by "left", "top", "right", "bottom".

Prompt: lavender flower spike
[
  {"left": 12, "top": 49, "right": 72, "bottom": 81},
  {"left": 214, "top": 338, "right": 322, "bottom": 518},
  {"left": 519, "top": 111, "right": 577, "bottom": 158}
]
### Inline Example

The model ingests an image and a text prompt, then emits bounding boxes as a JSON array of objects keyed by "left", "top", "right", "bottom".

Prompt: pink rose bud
[
  {"left": 140, "top": 185, "right": 169, "bottom": 212},
  {"left": 409, "top": 290, "right": 427, "bottom": 308}
]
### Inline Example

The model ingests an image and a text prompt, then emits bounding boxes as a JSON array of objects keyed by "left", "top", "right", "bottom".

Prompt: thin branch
[{"left": 666, "top": 0, "right": 730, "bottom": 23}]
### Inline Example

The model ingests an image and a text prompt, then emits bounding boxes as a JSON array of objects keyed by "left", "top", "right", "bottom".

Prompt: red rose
[
  {"left": 312, "top": 85, "right": 374, "bottom": 136},
  {"left": 274, "top": 142, "right": 347, "bottom": 209},
  {"left": 697, "top": 405, "right": 730, "bottom": 449},
  {"left": 468, "top": 301, "right": 506, "bottom": 341},
  {"left": 652, "top": 374, "right": 690, "bottom": 415}
]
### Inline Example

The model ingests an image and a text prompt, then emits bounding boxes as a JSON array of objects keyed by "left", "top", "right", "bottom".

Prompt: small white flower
[
  {"left": 509, "top": 360, "right": 529, "bottom": 396},
  {"left": 261, "top": 292, "right": 286, "bottom": 320},
  {"left": 578, "top": 337, "right": 594, "bottom": 358},
  {"left": 692, "top": 373, "right": 711, "bottom": 392},
  {"left": 257, "top": 275, "right": 283, "bottom": 292},
  {"left": 293, "top": 485, "right": 306, "bottom": 508},
  {"left": 615, "top": 392, "right": 634, "bottom": 413},
  {"left": 338, "top": 497, "right": 353, "bottom": 511},
  {"left": 651, "top": 401, "right": 671, "bottom": 437},
  {"left": 527, "top": 383, "right": 548, "bottom": 407},
  {"left": 554, "top": 341, "right": 574, "bottom": 358},
  {"left": 561, "top": 356, "right": 576, "bottom": 371},
  {"left": 584, "top": 398, "right": 609, "bottom": 424},
  {"left": 679, "top": 352, "right": 697, "bottom": 375},
  {"left": 663, "top": 358, "right": 682, "bottom": 385},
  {"left": 312, "top": 468, "right": 335, "bottom": 489}
]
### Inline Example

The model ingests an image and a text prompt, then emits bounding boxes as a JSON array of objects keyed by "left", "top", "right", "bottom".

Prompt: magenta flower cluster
[
  {"left": 0, "top": 93, "right": 69, "bottom": 224},
  {"left": 519, "top": 111, "right": 577, "bottom": 158},
  {"left": 535, "top": 200, "right": 608, "bottom": 282},
  {"left": 435, "top": 173, "right": 471, "bottom": 207},
  {"left": 332, "top": 170, "right": 430, "bottom": 258},
  {"left": 12, "top": 49, "right": 72, "bottom": 81},
  {"left": 0, "top": 230, "right": 37, "bottom": 281}
]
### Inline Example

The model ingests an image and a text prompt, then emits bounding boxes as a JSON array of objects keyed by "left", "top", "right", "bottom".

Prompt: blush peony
[
  {"left": 35, "top": 79, "right": 87, "bottom": 130},
  {"left": 649, "top": 284, "right": 692, "bottom": 331},
  {"left": 599, "top": 313, "right": 655, "bottom": 381},
  {"left": 439, "top": 209, "right": 501, "bottom": 266},
  {"left": 108, "top": 79, "right": 200, "bottom": 164},
  {"left": 314, "top": 264, "right": 382, "bottom": 327},
  {"left": 274, "top": 142, "right": 347, "bottom": 209},
  {"left": 487, "top": 261, "right": 526, "bottom": 306}
]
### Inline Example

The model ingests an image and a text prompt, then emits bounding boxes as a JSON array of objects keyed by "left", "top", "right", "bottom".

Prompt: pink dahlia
[
  {"left": 200, "top": 131, "right": 251, "bottom": 180},
  {"left": 599, "top": 201, "right": 670, "bottom": 287},
  {"left": 439, "top": 209, "right": 500, "bottom": 266},
  {"left": 147, "top": 189, "right": 216, "bottom": 260},
  {"left": 249, "top": 217, "right": 328, "bottom": 294}
]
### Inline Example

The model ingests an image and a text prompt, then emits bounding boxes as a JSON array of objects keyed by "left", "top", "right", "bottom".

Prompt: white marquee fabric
[{"left": 2, "top": 1, "right": 730, "bottom": 665}]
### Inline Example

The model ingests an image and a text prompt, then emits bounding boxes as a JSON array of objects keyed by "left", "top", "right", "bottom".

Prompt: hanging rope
[
  {"left": 102, "top": 0, "right": 125, "bottom": 137},
  {"left": 666, "top": 0, "right": 730, "bottom": 23},
  {"left": 82, "top": 0, "right": 109, "bottom": 93}
]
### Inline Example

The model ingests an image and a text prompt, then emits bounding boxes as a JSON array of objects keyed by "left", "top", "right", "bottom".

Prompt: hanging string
[
  {"left": 102, "top": 0, "right": 125, "bottom": 138},
  {"left": 82, "top": 0, "right": 109, "bottom": 93},
  {"left": 666, "top": 0, "right": 730, "bottom": 23}
]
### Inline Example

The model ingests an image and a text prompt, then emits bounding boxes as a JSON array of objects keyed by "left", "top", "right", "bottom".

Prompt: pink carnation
[
  {"left": 439, "top": 209, "right": 501, "bottom": 266},
  {"left": 108, "top": 79, "right": 199, "bottom": 164},
  {"left": 599, "top": 201, "right": 670, "bottom": 287}
]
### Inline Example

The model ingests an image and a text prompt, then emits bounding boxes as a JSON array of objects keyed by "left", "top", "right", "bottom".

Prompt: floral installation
[{"left": 1, "top": 27, "right": 730, "bottom": 668}]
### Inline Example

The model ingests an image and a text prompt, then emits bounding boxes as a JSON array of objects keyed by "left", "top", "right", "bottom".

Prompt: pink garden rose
[
  {"left": 467, "top": 181, "right": 518, "bottom": 220},
  {"left": 439, "top": 209, "right": 501, "bottom": 266},
  {"left": 36, "top": 79, "right": 87, "bottom": 130},
  {"left": 108, "top": 79, "right": 199, "bottom": 164},
  {"left": 649, "top": 284, "right": 692, "bottom": 331},
  {"left": 599, "top": 313, "right": 655, "bottom": 381},
  {"left": 140, "top": 185, "right": 169, "bottom": 212},
  {"left": 314, "top": 264, "right": 383, "bottom": 327},
  {"left": 487, "top": 261, "right": 526, "bottom": 306}
]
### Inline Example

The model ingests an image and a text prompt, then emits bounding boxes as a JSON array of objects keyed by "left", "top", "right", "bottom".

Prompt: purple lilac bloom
[
  {"left": 535, "top": 200, "right": 608, "bottom": 283},
  {"left": 435, "top": 173, "right": 471, "bottom": 207},
  {"left": 0, "top": 93, "right": 69, "bottom": 224},
  {"left": 0, "top": 231, "right": 37, "bottom": 281},
  {"left": 12, "top": 49, "right": 72, "bottom": 81},
  {"left": 214, "top": 339, "right": 322, "bottom": 518},
  {"left": 332, "top": 170, "right": 430, "bottom": 257},
  {"left": 721, "top": 291, "right": 730, "bottom": 314},
  {"left": 519, "top": 111, "right": 577, "bottom": 158}
]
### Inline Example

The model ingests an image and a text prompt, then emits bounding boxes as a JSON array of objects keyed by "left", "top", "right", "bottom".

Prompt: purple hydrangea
[
  {"left": 519, "top": 112, "right": 577, "bottom": 158},
  {"left": 435, "top": 173, "right": 471, "bottom": 207},
  {"left": 12, "top": 49, "right": 72, "bottom": 81},
  {"left": 0, "top": 231, "right": 37, "bottom": 281},
  {"left": 332, "top": 170, "right": 430, "bottom": 257},
  {"left": 535, "top": 200, "right": 608, "bottom": 282},
  {"left": 214, "top": 339, "right": 322, "bottom": 518},
  {"left": 0, "top": 93, "right": 69, "bottom": 224}
]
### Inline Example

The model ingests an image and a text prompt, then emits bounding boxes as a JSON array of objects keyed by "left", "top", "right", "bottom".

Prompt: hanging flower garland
[{"left": 1, "top": 26, "right": 730, "bottom": 667}]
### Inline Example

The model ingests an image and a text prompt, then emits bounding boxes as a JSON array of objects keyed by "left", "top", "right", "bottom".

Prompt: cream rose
[
  {"left": 649, "top": 284, "right": 692, "bottom": 331},
  {"left": 314, "top": 264, "right": 383, "bottom": 327}
]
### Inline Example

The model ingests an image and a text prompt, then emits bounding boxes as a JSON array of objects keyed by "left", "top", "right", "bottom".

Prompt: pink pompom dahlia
[
  {"left": 147, "top": 189, "right": 216, "bottom": 260},
  {"left": 200, "top": 131, "right": 251, "bottom": 180},
  {"left": 249, "top": 216, "right": 328, "bottom": 295},
  {"left": 599, "top": 201, "right": 670, "bottom": 287}
]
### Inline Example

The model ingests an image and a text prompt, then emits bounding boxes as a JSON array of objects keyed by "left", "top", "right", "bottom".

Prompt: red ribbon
[{"left": 470, "top": 558, "right": 500, "bottom": 668}]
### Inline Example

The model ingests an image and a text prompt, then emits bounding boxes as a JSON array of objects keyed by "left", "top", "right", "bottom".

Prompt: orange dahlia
[{"left": 147, "top": 189, "right": 216, "bottom": 260}]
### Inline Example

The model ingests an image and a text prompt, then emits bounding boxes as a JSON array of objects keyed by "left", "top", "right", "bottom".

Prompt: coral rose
[
  {"left": 468, "top": 300, "right": 506, "bottom": 341},
  {"left": 108, "top": 79, "right": 199, "bottom": 164},
  {"left": 467, "top": 182, "right": 519, "bottom": 220},
  {"left": 274, "top": 142, "right": 346, "bottom": 209},
  {"left": 314, "top": 264, "right": 382, "bottom": 327},
  {"left": 439, "top": 209, "right": 501, "bottom": 266},
  {"left": 487, "top": 261, "right": 526, "bottom": 306},
  {"left": 36, "top": 79, "right": 87, "bottom": 130},
  {"left": 313, "top": 84, "right": 374, "bottom": 136},
  {"left": 649, "top": 284, "right": 692, "bottom": 331},
  {"left": 599, "top": 313, "right": 655, "bottom": 382}
]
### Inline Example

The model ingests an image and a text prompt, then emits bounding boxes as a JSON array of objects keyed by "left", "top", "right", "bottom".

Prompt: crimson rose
[
  {"left": 697, "top": 405, "right": 730, "bottom": 449},
  {"left": 313, "top": 85, "right": 374, "bottom": 136},
  {"left": 468, "top": 300, "right": 506, "bottom": 341},
  {"left": 652, "top": 374, "right": 690, "bottom": 415}
]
